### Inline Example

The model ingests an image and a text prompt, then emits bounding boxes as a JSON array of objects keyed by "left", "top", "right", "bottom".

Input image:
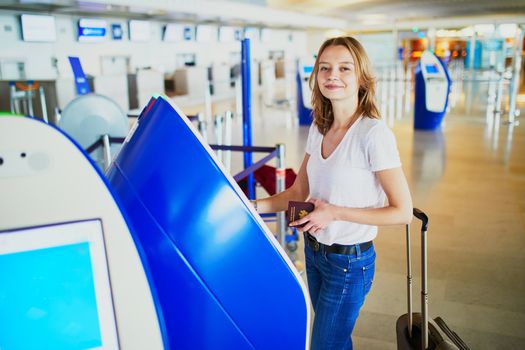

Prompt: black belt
[{"left": 304, "top": 232, "right": 372, "bottom": 255}]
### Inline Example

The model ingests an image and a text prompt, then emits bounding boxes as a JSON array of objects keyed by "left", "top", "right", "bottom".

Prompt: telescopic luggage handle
[
  {"left": 413, "top": 207, "right": 428, "bottom": 231},
  {"left": 406, "top": 208, "right": 430, "bottom": 350}
]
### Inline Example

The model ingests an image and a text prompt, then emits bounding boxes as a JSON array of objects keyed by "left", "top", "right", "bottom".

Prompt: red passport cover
[{"left": 287, "top": 201, "right": 315, "bottom": 227}]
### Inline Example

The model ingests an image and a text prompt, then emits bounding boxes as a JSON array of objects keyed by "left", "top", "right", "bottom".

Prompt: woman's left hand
[{"left": 289, "top": 198, "right": 336, "bottom": 234}]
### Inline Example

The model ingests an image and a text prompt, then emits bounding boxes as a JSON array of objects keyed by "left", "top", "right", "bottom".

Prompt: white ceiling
[
  {"left": 267, "top": 0, "right": 525, "bottom": 30},
  {"left": 269, "top": 0, "right": 525, "bottom": 20},
  {"left": 1, "top": 0, "right": 524, "bottom": 31},
  {"left": 0, "top": 0, "right": 346, "bottom": 29}
]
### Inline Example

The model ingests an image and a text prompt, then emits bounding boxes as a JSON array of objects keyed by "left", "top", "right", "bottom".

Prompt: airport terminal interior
[{"left": 1, "top": 0, "right": 525, "bottom": 349}]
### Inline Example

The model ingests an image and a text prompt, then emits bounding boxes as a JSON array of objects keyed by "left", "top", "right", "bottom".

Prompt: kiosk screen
[
  {"left": 0, "top": 220, "right": 118, "bottom": 350},
  {"left": 425, "top": 64, "right": 439, "bottom": 74}
]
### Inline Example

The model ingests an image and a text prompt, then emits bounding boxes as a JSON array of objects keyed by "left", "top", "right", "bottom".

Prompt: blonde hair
[{"left": 309, "top": 36, "right": 380, "bottom": 135}]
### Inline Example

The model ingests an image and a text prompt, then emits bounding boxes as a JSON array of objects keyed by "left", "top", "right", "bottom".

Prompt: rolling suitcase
[{"left": 396, "top": 208, "right": 470, "bottom": 350}]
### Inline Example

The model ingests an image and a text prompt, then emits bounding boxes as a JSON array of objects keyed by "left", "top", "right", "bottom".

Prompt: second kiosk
[{"left": 414, "top": 51, "right": 451, "bottom": 130}]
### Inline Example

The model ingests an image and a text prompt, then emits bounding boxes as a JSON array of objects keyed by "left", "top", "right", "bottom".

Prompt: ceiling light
[
  {"left": 459, "top": 27, "right": 474, "bottom": 37},
  {"left": 498, "top": 23, "right": 517, "bottom": 38}
]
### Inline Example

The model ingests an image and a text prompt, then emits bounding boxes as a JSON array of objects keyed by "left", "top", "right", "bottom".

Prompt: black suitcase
[{"left": 396, "top": 208, "right": 470, "bottom": 350}]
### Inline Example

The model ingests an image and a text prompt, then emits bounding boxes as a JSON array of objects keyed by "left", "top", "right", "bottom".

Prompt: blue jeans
[{"left": 305, "top": 242, "right": 376, "bottom": 350}]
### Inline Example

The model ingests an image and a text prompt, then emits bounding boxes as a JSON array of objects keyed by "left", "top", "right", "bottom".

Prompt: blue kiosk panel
[
  {"left": 296, "top": 66, "right": 313, "bottom": 125},
  {"left": 107, "top": 97, "right": 309, "bottom": 349}
]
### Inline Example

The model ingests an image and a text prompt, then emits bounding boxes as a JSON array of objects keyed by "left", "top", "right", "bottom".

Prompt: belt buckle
[
  {"left": 309, "top": 234, "right": 320, "bottom": 252},
  {"left": 305, "top": 233, "right": 321, "bottom": 252}
]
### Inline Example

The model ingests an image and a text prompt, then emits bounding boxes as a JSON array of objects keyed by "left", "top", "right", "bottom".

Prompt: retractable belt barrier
[{"left": 86, "top": 136, "right": 281, "bottom": 193}]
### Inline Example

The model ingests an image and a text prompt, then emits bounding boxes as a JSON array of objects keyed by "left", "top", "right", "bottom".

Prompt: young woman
[{"left": 253, "top": 36, "right": 412, "bottom": 349}]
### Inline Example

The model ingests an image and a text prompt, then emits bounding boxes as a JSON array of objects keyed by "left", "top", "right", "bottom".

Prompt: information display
[
  {"left": 196, "top": 24, "right": 218, "bottom": 43},
  {"left": 111, "top": 23, "right": 123, "bottom": 40},
  {"left": 163, "top": 23, "right": 184, "bottom": 42},
  {"left": 20, "top": 14, "right": 56, "bottom": 42},
  {"left": 78, "top": 18, "right": 107, "bottom": 42},
  {"left": 129, "top": 20, "right": 151, "bottom": 42},
  {"left": 219, "top": 26, "right": 237, "bottom": 42}
]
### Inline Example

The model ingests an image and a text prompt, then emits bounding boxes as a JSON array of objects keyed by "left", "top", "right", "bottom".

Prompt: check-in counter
[
  {"left": 128, "top": 69, "right": 165, "bottom": 110},
  {"left": 173, "top": 66, "right": 208, "bottom": 98},
  {"left": 94, "top": 74, "right": 129, "bottom": 112},
  {"left": 210, "top": 63, "right": 231, "bottom": 96}
]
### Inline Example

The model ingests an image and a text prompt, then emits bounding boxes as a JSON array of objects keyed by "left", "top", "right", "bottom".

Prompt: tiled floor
[{"left": 175, "top": 77, "right": 525, "bottom": 349}]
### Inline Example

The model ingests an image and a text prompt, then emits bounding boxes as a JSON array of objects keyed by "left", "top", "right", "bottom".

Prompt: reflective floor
[{"left": 174, "top": 76, "right": 525, "bottom": 349}]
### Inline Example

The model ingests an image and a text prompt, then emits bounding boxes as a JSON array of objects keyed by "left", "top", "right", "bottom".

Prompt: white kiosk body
[{"left": 0, "top": 116, "right": 164, "bottom": 350}]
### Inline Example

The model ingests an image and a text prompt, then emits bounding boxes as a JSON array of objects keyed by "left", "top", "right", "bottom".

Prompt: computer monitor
[
  {"left": 0, "top": 219, "right": 119, "bottom": 350},
  {"left": 196, "top": 25, "right": 218, "bottom": 43},
  {"left": 129, "top": 20, "right": 151, "bottom": 42},
  {"left": 163, "top": 23, "right": 184, "bottom": 42},
  {"left": 219, "top": 26, "right": 237, "bottom": 43},
  {"left": 20, "top": 14, "right": 57, "bottom": 42}
]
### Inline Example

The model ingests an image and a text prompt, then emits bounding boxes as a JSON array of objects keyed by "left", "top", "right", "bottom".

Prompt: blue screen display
[
  {"left": 303, "top": 66, "right": 313, "bottom": 75},
  {"left": 425, "top": 64, "right": 439, "bottom": 74},
  {"left": 0, "top": 242, "right": 102, "bottom": 349}
]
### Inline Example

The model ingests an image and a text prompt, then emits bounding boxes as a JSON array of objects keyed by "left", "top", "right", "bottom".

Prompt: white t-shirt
[{"left": 305, "top": 116, "right": 401, "bottom": 245}]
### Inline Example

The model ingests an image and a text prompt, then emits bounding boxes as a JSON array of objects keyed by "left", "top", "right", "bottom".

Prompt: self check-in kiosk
[
  {"left": 0, "top": 116, "right": 163, "bottom": 350},
  {"left": 296, "top": 63, "right": 313, "bottom": 125},
  {"left": 1, "top": 99, "right": 310, "bottom": 349},
  {"left": 414, "top": 51, "right": 451, "bottom": 130},
  {"left": 106, "top": 96, "right": 311, "bottom": 349}
]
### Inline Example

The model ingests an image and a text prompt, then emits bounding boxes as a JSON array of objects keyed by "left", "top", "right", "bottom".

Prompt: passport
[{"left": 287, "top": 201, "right": 315, "bottom": 227}]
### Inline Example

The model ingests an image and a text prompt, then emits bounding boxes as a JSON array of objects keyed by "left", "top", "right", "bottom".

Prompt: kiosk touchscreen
[
  {"left": 0, "top": 220, "right": 118, "bottom": 350},
  {"left": 424, "top": 64, "right": 439, "bottom": 74}
]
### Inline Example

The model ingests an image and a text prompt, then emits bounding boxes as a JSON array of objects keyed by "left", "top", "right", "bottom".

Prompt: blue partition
[{"left": 107, "top": 97, "right": 310, "bottom": 349}]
